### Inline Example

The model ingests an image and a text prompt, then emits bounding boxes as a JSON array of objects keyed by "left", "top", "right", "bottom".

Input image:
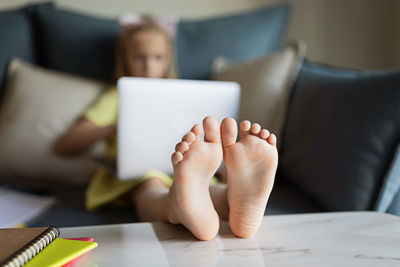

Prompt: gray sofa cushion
[
  {"left": 27, "top": 186, "right": 139, "bottom": 228},
  {"left": 279, "top": 60, "right": 400, "bottom": 211},
  {"left": 33, "top": 4, "right": 119, "bottom": 82},
  {"left": 265, "top": 180, "right": 323, "bottom": 215},
  {"left": 0, "top": 6, "right": 37, "bottom": 97},
  {"left": 176, "top": 4, "right": 291, "bottom": 79}
]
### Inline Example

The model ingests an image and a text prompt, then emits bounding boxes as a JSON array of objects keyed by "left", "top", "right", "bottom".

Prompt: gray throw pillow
[{"left": 279, "top": 60, "right": 400, "bottom": 211}]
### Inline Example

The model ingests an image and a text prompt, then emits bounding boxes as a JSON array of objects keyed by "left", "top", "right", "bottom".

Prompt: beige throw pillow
[
  {"left": 0, "top": 58, "right": 107, "bottom": 187},
  {"left": 211, "top": 41, "right": 307, "bottom": 144}
]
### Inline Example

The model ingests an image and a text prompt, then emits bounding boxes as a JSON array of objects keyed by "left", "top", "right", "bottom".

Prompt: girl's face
[{"left": 125, "top": 29, "right": 170, "bottom": 78}]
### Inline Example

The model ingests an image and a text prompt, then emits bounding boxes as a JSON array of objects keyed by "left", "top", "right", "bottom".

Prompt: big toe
[
  {"left": 221, "top": 117, "right": 237, "bottom": 147},
  {"left": 203, "top": 116, "right": 220, "bottom": 143}
]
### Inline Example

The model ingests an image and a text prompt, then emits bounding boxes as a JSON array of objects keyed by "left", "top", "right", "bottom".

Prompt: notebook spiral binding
[{"left": 3, "top": 226, "right": 60, "bottom": 267}]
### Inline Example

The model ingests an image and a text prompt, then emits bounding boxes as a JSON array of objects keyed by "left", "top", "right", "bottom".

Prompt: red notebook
[{"left": 62, "top": 237, "right": 95, "bottom": 267}]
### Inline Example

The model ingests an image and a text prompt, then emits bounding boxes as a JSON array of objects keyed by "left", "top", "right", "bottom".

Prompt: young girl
[{"left": 56, "top": 17, "right": 278, "bottom": 241}]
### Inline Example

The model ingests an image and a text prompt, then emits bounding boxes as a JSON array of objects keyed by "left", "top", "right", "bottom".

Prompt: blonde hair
[{"left": 113, "top": 16, "right": 178, "bottom": 82}]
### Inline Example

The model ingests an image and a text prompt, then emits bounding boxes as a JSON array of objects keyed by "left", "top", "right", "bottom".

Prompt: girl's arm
[{"left": 55, "top": 118, "right": 116, "bottom": 157}]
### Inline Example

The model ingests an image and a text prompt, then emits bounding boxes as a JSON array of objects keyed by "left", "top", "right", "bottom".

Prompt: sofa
[{"left": 0, "top": 2, "right": 399, "bottom": 228}]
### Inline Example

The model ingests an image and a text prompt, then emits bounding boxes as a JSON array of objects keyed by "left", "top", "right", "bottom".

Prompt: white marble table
[{"left": 60, "top": 212, "right": 400, "bottom": 266}]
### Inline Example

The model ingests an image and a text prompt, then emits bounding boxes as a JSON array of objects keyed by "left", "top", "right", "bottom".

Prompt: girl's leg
[{"left": 130, "top": 177, "right": 170, "bottom": 222}]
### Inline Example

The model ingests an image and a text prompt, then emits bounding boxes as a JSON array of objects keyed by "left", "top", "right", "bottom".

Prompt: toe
[
  {"left": 191, "top": 124, "right": 201, "bottom": 137},
  {"left": 203, "top": 116, "right": 220, "bottom": 143},
  {"left": 239, "top": 120, "right": 251, "bottom": 139},
  {"left": 260, "top": 129, "right": 270, "bottom": 140},
  {"left": 175, "top": 141, "right": 189, "bottom": 153},
  {"left": 221, "top": 117, "right": 237, "bottom": 147},
  {"left": 267, "top": 133, "right": 277, "bottom": 146},
  {"left": 171, "top": 151, "right": 183, "bottom": 165},
  {"left": 182, "top": 132, "right": 196, "bottom": 144},
  {"left": 251, "top": 123, "right": 261, "bottom": 135}
]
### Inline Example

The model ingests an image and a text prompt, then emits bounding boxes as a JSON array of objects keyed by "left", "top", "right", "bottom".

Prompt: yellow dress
[{"left": 84, "top": 88, "right": 217, "bottom": 210}]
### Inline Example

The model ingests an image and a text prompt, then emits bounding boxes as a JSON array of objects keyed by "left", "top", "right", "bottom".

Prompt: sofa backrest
[
  {"left": 0, "top": 4, "right": 40, "bottom": 99},
  {"left": 0, "top": 2, "right": 291, "bottom": 102}
]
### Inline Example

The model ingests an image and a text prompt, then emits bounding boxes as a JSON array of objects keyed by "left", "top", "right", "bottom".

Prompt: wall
[
  {"left": 1, "top": 0, "right": 399, "bottom": 70},
  {"left": 396, "top": 1, "right": 400, "bottom": 67}
]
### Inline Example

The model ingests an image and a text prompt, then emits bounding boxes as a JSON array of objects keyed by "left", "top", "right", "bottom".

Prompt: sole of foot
[
  {"left": 168, "top": 116, "right": 223, "bottom": 241},
  {"left": 221, "top": 118, "right": 278, "bottom": 238}
]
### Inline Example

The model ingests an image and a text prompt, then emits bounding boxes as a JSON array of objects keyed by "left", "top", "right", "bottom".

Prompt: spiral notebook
[{"left": 0, "top": 226, "right": 60, "bottom": 267}]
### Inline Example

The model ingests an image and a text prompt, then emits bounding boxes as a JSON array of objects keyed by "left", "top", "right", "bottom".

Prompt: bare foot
[
  {"left": 167, "top": 116, "right": 223, "bottom": 240},
  {"left": 221, "top": 118, "right": 278, "bottom": 238}
]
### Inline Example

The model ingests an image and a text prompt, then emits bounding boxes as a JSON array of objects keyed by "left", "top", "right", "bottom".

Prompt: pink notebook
[{"left": 62, "top": 237, "right": 95, "bottom": 267}]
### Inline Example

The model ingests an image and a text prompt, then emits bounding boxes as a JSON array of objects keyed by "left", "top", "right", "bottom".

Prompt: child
[{"left": 56, "top": 17, "right": 278, "bottom": 241}]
